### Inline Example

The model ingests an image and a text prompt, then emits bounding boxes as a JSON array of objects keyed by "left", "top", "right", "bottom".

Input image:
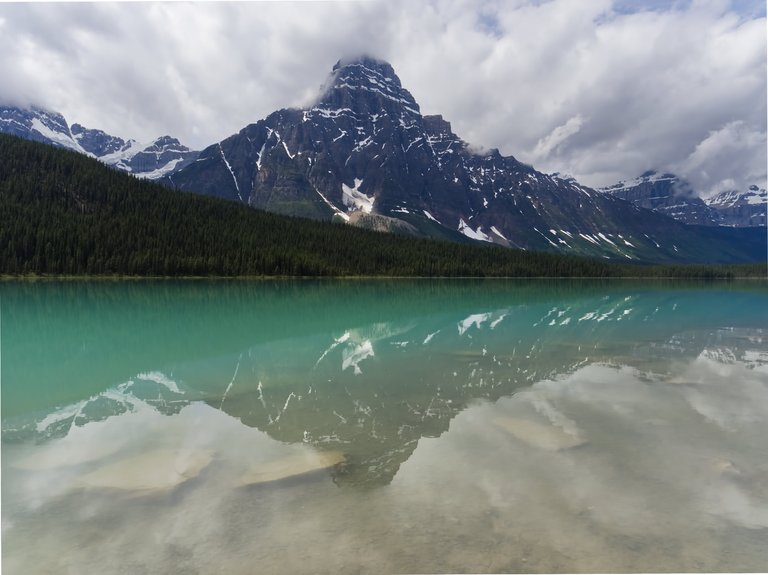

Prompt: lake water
[{"left": 2, "top": 279, "right": 768, "bottom": 574}]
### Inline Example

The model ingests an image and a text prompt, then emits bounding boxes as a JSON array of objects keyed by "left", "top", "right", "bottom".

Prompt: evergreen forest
[{"left": 0, "top": 135, "right": 761, "bottom": 279}]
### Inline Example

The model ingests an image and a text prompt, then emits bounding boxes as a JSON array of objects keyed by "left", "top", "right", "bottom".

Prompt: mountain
[
  {"left": 600, "top": 171, "right": 723, "bottom": 226},
  {"left": 0, "top": 105, "right": 198, "bottom": 179},
  {"left": 167, "top": 57, "right": 764, "bottom": 264},
  {"left": 706, "top": 185, "right": 767, "bottom": 227},
  {"left": 3, "top": 133, "right": 643, "bottom": 277},
  {"left": 602, "top": 171, "right": 766, "bottom": 228}
]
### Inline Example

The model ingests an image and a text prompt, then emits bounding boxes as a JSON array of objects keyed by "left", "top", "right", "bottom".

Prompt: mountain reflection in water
[{"left": 2, "top": 279, "right": 767, "bottom": 573}]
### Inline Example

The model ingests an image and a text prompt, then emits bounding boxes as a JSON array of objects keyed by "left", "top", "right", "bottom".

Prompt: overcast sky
[{"left": 1, "top": 0, "right": 765, "bottom": 195}]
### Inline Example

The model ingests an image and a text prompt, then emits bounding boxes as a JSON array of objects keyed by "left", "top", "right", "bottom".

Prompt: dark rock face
[
  {"left": 169, "top": 57, "right": 764, "bottom": 263},
  {"left": 0, "top": 105, "right": 198, "bottom": 179},
  {"left": 71, "top": 123, "right": 130, "bottom": 157}
]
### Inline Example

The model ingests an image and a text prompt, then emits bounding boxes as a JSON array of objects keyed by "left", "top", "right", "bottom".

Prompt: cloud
[
  {"left": 0, "top": 2, "right": 387, "bottom": 146},
  {"left": 0, "top": 0, "right": 764, "bottom": 194},
  {"left": 672, "top": 121, "right": 767, "bottom": 196},
  {"left": 385, "top": 0, "right": 766, "bottom": 192},
  {"left": 533, "top": 115, "right": 585, "bottom": 159}
]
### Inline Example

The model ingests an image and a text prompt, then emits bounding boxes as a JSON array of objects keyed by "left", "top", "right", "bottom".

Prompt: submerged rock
[
  {"left": 79, "top": 448, "right": 213, "bottom": 491},
  {"left": 493, "top": 417, "right": 586, "bottom": 451},
  {"left": 711, "top": 458, "right": 743, "bottom": 478},
  {"left": 14, "top": 439, "right": 122, "bottom": 471},
  {"left": 238, "top": 450, "right": 346, "bottom": 486}
]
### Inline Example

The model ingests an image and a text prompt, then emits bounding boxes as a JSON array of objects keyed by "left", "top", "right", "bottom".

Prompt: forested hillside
[{"left": 0, "top": 135, "right": 756, "bottom": 278}]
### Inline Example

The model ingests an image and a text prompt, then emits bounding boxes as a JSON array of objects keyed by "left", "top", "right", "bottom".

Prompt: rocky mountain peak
[
  {"left": 71, "top": 123, "right": 130, "bottom": 157},
  {"left": 146, "top": 135, "right": 187, "bottom": 152},
  {"left": 316, "top": 56, "right": 420, "bottom": 116},
  {"left": 332, "top": 56, "right": 401, "bottom": 85}
]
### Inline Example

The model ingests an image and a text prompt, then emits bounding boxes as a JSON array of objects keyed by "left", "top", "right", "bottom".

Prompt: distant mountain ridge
[
  {"left": 707, "top": 185, "right": 767, "bottom": 227},
  {"left": 0, "top": 105, "right": 198, "bottom": 179},
  {"left": 601, "top": 171, "right": 766, "bottom": 227},
  {"left": 167, "top": 56, "right": 764, "bottom": 263}
]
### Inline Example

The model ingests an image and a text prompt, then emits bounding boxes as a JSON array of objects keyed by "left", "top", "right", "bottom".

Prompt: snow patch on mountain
[
  {"left": 99, "top": 139, "right": 143, "bottom": 166},
  {"left": 490, "top": 226, "right": 508, "bottom": 240},
  {"left": 423, "top": 210, "right": 441, "bottom": 224},
  {"left": 342, "top": 178, "right": 374, "bottom": 213},
  {"left": 707, "top": 187, "right": 767, "bottom": 207},
  {"left": 458, "top": 219, "right": 492, "bottom": 242},
  {"left": 30, "top": 117, "right": 84, "bottom": 153},
  {"left": 218, "top": 143, "right": 242, "bottom": 201},
  {"left": 315, "top": 185, "right": 349, "bottom": 221},
  {"left": 137, "top": 158, "right": 187, "bottom": 180}
]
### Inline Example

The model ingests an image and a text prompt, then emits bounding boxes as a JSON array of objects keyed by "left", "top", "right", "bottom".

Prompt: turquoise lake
[{"left": 2, "top": 279, "right": 768, "bottom": 573}]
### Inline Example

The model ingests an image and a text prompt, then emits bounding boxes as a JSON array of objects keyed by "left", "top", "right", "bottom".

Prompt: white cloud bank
[{"left": 0, "top": 0, "right": 764, "bottom": 195}]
